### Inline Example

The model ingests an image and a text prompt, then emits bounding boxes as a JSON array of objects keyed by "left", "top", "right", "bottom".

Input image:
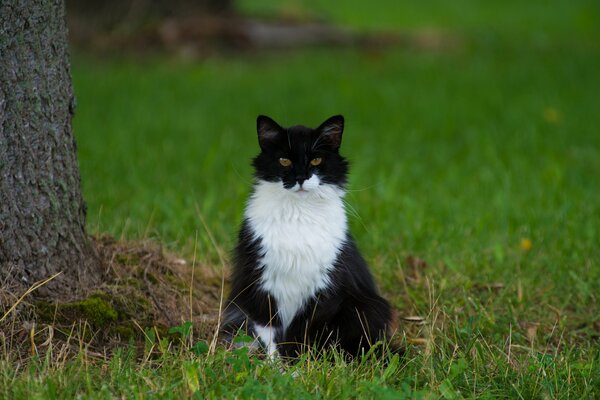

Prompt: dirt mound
[{"left": 0, "top": 236, "right": 225, "bottom": 361}]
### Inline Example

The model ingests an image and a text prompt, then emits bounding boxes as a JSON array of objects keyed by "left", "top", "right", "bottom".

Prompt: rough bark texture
[{"left": 0, "top": 0, "right": 100, "bottom": 297}]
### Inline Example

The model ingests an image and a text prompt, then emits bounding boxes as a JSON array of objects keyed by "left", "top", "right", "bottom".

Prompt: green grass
[
  {"left": 238, "top": 0, "right": 600, "bottom": 40},
  {"left": 4, "top": 0, "right": 600, "bottom": 398},
  {"left": 3, "top": 342, "right": 598, "bottom": 398}
]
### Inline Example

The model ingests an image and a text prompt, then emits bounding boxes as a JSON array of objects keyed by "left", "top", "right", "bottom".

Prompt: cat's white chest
[{"left": 246, "top": 180, "right": 347, "bottom": 331}]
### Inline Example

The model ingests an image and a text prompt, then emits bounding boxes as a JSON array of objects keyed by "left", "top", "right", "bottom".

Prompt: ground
[{"left": 1, "top": 0, "right": 599, "bottom": 398}]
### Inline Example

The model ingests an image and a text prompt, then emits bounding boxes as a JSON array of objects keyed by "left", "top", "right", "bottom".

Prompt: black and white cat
[{"left": 222, "top": 115, "right": 394, "bottom": 358}]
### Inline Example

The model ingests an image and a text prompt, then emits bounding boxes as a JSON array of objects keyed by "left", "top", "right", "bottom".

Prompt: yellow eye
[
  {"left": 279, "top": 158, "right": 292, "bottom": 167},
  {"left": 310, "top": 158, "right": 322, "bottom": 166}
]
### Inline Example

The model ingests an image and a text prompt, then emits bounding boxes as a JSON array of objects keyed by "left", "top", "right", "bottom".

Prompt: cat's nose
[{"left": 296, "top": 178, "right": 306, "bottom": 186}]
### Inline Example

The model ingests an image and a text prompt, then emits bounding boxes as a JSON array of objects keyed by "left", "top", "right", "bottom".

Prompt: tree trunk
[{"left": 0, "top": 0, "right": 100, "bottom": 298}]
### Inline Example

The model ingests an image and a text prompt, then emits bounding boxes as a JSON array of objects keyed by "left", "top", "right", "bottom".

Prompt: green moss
[
  {"left": 112, "top": 325, "right": 135, "bottom": 339},
  {"left": 35, "top": 295, "right": 117, "bottom": 329},
  {"left": 33, "top": 287, "right": 158, "bottom": 347},
  {"left": 75, "top": 296, "right": 118, "bottom": 326},
  {"left": 34, "top": 300, "right": 58, "bottom": 322}
]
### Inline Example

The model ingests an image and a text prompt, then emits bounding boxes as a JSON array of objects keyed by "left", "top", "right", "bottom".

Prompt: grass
[
  {"left": 3, "top": 0, "right": 600, "bottom": 398},
  {"left": 238, "top": 0, "right": 600, "bottom": 40}
]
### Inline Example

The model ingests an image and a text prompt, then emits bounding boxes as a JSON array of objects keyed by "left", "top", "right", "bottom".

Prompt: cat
[{"left": 221, "top": 115, "right": 395, "bottom": 359}]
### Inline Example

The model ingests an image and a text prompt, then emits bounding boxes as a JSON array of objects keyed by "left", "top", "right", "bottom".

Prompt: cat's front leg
[{"left": 253, "top": 323, "right": 280, "bottom": 358}]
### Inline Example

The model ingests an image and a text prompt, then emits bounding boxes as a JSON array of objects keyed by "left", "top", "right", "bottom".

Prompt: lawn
[{"left": 3, "top": 1, "right": 600, "bottom": 398}]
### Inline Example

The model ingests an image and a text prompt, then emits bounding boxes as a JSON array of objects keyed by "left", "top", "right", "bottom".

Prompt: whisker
[
  {"left": 310, "top": 135, "right": 320, "bottom": 151},
  {"left": 344, "top": 183, "right": 379, "bottom": 193},
  {"left": 342, "top": 197, "right": 370, "bottom": 234}
]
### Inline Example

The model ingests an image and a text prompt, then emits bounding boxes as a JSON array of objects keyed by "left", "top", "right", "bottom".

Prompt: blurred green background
[{"left": 73, "top": 0, "right": 599, "bottom": 319}]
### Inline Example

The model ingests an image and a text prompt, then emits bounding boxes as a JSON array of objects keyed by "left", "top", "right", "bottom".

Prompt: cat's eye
[
  {"left": 279, "top": 158, "right": 292, "bottom": 167},
  {"left": 310, "top": 158, "right": 322, "bottom": 166}
]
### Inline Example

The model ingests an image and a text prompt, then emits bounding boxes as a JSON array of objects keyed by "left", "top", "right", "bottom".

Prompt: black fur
[
  {"left": 222, "top": 115, "right": 394, "bottom": 359},
  {"left": 252, "top": 115, "right": 348, "bottom": 189}
]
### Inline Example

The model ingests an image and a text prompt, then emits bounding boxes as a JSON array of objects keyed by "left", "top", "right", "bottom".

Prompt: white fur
[
  {"left": 254, "top": 324, "right": 278, "bottom": 358},
  {"left": 245, "top": 176, "right": 347, "bottom": 332}
]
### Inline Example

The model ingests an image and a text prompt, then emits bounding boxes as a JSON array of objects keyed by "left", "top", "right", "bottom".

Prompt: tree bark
[{"left": 0, "top": 0, "right": 100, "bottom": 297}]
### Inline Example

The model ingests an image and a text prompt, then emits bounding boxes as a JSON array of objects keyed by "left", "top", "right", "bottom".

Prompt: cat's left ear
[{"left": 317, "top": 115, "right": 344, "bottom": 150}]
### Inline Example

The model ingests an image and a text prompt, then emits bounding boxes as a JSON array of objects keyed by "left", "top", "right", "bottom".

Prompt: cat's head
[{"left": 252, "top": 115, "right": 348, "bottom": 193}]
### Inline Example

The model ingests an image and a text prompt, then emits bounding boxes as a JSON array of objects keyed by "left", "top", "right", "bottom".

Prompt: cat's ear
[
  {"left": 257, "top": 115, "right": 283, "bottom": 150},
  {"left": 317, "top": 115, "right": 344, "bottom": 150}
]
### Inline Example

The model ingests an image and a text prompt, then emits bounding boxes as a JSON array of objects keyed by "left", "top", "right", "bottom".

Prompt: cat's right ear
[{"left": 257, "top": 115, "right": 283, "bottom": 150}]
